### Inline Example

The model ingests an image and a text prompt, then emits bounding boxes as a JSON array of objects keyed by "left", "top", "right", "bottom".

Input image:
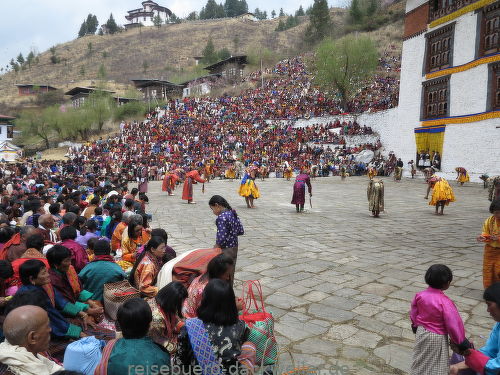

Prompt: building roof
[
  {"left": 0, "top": 115, "right": 16, "bottom": 120},
  {"left": 181, "top": 73, "right": 223, "bottom": 86},
  {"left": 15, "top": 84, "right": 58, "bottom": 90},
  {"left": 64, "top": 87, "right": 115, "bottom": 96},
  {"left": 204, "top": 56, "right": 248, "bottom": 71},
  {"left": 131, "top": 79, "right": 184, "bottom": 88}
]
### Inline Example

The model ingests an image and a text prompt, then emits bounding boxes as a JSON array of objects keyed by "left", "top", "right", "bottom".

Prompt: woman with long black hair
[
  {"left": 129, "top": 236, "right": 166, "bottom": 298},
  {"left": 208, "top": 195, "right": 243, "bottom": 283}
]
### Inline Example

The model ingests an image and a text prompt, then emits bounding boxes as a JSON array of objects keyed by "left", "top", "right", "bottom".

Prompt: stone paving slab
[{"left": 146, "top": 176, "right": 491, "bottom": 374}]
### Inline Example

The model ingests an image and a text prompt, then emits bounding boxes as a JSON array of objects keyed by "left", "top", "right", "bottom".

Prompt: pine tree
[
  {"left": 237, "top": 0, "right": 248, "bottom": 15},
  {"left": 26, "top": 51, "right": 35, "bottom": 68},
  {"left": 216, "top": 3, "right": 226, "bottom": 18},
  {"left": 90, "top": 15, "right": 99, "bottom": 33},
  {"left": 202, "top": 0, "right": 220, "bottom": 19},
  {"left": 296, "top": 5, "right": 305, "bottom": 16},
  {"left": 186, "top": 11, "right": 197, "bottom": 20},
  {"left": 153, "top": 14, "right": 163, "bottom": 27},
  {"left": 279, "top": 8, "right": 285, "bottom": 17},
  {"left": 218, "top": 48, "right": 231, "bottom": 60},
  {"left": 224, "top": 0, "right": 239, "bottom": 17},
  {"left": 170, "top": 13, "right": 182, "bottom": 23},
  {"left": 106, "top": 13, "right": 119, "bottom": 34},
  {"left": 275, "top": 19, "right": 285, "bottom": 31},
  {"left": 17, "top": 53, "right": 25, "bottom": 66},
  {"left": 271, "top": 10, "right": 276, "bottom": 18},
  {"left": 201, "top": 38, "right": 218, "bottom": 64},
  {"left": 367, "top": 0, "right": 378, "bottom": 16},
  {"left": 262, "top": 11, "right": 268, "bottom": 19},
  {"left": 350, "top": 0, "right": 363, "bottom": 23},
  {"left": 78, "top": 20, "right": 87, "bottom": 38},
  {"left": 304, "top": 0, "right": 331, "bottom": 43}
]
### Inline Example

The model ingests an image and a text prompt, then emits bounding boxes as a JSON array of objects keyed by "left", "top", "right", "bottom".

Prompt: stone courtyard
[{"left": 147, "top": 175, "right": 491, "bottom": 374}]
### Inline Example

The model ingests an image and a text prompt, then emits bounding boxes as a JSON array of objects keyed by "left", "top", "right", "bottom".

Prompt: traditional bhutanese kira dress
[{"left": 482, "top": 215, "right": 500, "bottom": 288}]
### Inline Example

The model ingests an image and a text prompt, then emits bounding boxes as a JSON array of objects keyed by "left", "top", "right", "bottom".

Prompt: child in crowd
[
  {"left": 91, "top": 207, "right": 104, "bottom": 233},
  {"left": 410, "top": 264, "right": 470, "bottom": 375}
]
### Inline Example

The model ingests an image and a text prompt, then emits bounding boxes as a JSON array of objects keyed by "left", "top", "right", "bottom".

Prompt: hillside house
[
  {"left": 15, "top": 84, "right": 57, "bottom": 96},
  {"left": 237, "top": 13, "right": 256, "bottom": 21},
  {"left": 131, "top": 79, "right": 184, "bottom": 101},
  {"left": 204, "top": 56, "right": 247, "bottom": 83},
  {"left": 125, "top": 1, "right": 172, "bottom": 29},
  {"left": 65, "top": 87, "right": 115, "bottom": 108},
  {"left": 182, "top": 73, "right": 222, "bottom": 98},
  {"left": 0, "top": 115, "right": 15, "bottom": 141}
]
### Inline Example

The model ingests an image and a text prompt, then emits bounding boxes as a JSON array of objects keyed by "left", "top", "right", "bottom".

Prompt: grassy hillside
[{"left": 0, "top": 4, "right": 404, "bottom": 107}]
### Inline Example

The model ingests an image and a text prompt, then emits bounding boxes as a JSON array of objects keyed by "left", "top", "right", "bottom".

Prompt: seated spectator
[
  {"left": 0, "top": 260, "right": 13, "bottom": 308},
  {"left": 129, "top": 237, "right": 166, "bottom": 298},
  {"left": 147, "top": 281, "right": 187, "bottom": 353},
  {"left": 76, "top": 220, "right": 99, "bottom": 249},
  {"left": 46, "top": 245, "right": 102, "bottom": 318},
  {"left": 18, "top": 259, "right": 88, "bottom": 339},
  {"left": 10, "top": 234, "right": 49, "bottom": 291},
  {"left": 49, "top": 203, "right": 62, "bottom": 228},
  {"left": 36, "top": 214, "right": 58, "bottom": 244},
  {"left": 110, "top": 211, "right": 133, "bottom": 252},
  {"left": 91, "top": 207, "right": 104, "bottom": 233},
  {"left": 183, "top": 253, "right": 234, "bottom": 319},
  {"left": 0, "top": 306, "right": 64, "bottom": 374},
  {"left": 95, "top": 298, "right": 170, "bottom": 375},
  {"left": 60, "top": 226, "right": 88, "bottom": 273},
  {"left": 0, "top": 226, "right": 14, "bottom": 255},
  {"left": 79, "top": 240, "right": 126, "bottom": 302},
  {"left": 121, "top": 214, "right": 151, "bottom": 264},
  {"left": 174, "top": 279, "right": 256, "bottom": 374},
  {"left": 1, "top": 225, "right": 35, "bottom": 262},
  {"left": 82, "top": 197, "right": 99, "bottom": 219}
]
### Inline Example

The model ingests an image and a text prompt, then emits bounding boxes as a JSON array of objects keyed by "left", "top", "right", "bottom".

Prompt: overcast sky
[{"left": 0, "top": 0, "right": 348, "bottom": 72}]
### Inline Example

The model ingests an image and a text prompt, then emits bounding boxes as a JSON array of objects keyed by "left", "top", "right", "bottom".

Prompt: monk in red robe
[{"left": 182, "top": 169, "right": 206, "bottom": 204}]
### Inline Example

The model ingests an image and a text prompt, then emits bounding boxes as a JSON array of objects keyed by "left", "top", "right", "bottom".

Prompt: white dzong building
[
  {"left": 125, "top": 1, "right": 172, "bottom": 28},
  {"left": 399, "top": 0, "right": 500, "bottom": 174}
]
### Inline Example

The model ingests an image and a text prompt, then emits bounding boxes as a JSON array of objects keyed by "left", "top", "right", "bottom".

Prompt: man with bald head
[
  {"left": 0, "top": 305, "right": 63, "bottom": 374},
  {"left": 36, "top": 214, "right": 57, "bottom": 244}
]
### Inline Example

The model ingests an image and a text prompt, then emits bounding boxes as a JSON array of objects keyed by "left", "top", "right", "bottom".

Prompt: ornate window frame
[{"left": 422, "top": 76, "right": 451, "bottom": 119}]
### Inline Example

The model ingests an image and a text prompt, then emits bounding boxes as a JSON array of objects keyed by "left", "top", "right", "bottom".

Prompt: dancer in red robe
[
  {"left": 162, "top": 167, "right": 181, "bottom": 196},
  {"left": 182, "top": 169, "right": 206, "bottom": 204}
]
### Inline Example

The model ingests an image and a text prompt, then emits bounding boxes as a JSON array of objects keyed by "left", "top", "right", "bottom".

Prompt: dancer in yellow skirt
[
  {"left": 455, "top": 167, "right": 470, "bottom": 185},
  {"left": 477, "top": 199, "right": 500, "bottom": 288},
  {"left": 225, "top": 164, "right": 236, "bottom": 181},
  {"left": 239, "top": 165, "right": 260, "bottom": 208},
  {"left": 427, "top": 176, "right": 455, "bottom": 215},
  {"left": 367, "top": 166, "right": 377, "bottom": 180}
]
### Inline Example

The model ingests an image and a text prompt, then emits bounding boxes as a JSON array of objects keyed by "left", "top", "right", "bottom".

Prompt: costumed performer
[
  {"left": 162, "top": 167, "right": 180, "bottom": 196},
  {"left": 455, "top": 167, "right": 470, "bottom": 186},
  {"left": 239, "top": 165, "right": 260, "bottom": 209},
  {"left": 182, "top": 167, "right": 206, "bottom": 204},
  {"left": 291, "top": 167, "right": 312, "bottom": 213},
  {"left": 367, "top": 179, "right": 384, "bottom": 218},
  {"left": 225, "top": 163, "right": 236, "bottom": 181},
  {"left": 427, "top": 175, "right": 455, "bottom": 215}
]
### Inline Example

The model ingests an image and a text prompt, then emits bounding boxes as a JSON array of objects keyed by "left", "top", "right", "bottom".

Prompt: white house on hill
[{"left": 125, "top": 1, "right": 172, "bottom": 29}]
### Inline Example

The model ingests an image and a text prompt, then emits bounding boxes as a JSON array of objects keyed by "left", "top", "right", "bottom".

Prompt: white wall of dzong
[{"left": 396, "top": 3, "right": 500, "bottom": 177}]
